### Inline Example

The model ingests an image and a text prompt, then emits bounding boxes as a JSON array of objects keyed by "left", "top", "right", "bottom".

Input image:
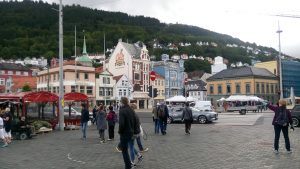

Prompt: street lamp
[
  {"left": 276, "top": 22, "right": 283, "bottom": 100},
  {"left": 58, "top": 0, "right": 64, "bottom": 131}
]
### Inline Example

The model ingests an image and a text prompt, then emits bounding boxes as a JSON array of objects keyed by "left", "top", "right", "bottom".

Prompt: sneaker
[
  {"left": 137, "top": 155, "right": 143, "bottom": 163},
  {"left": 140, "top": 148, "right": 149, "bottom": 152},
  {"left": 1, "top": 144, "right": 8, "bottom": 148},
  {"left": 287, "top": 150, "right": 292, "bottom": 154},
  {"left": 274, "top": 150, "right": 279, "bottom": 154},
  {"left": 100, "top": 140, "right": 105, "bottom": 144},
  {"left": 131, "top": 162, "right": 136, "bottom": 168},
  {"left": 116, "top": 146, "right": 122, "bottom": 152},
  {"left": 107, "top": 138, "right": 112, "bottom": 141}
]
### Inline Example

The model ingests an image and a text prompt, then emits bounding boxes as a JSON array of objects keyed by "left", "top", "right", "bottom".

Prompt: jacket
[
  {"left": 118, "top": 104, "right": 136, "bottom": 138},
  {"left": 152, "top": 107, "right": 158, "bottom": 120},
  {"left": 182, "top": 107, "right": 193, "bottom": 121},
  {"left": 106, "top": 110, "right": 117, "bottom": 126},
  {"left": 268, "top": 104, "right": 292, "bottom": 126},
  {"left": 96, "top": 110, "right": 107, "bottom": 130},
  {"left": 81, "top": 108, "right": 90, "bottom": 123}
]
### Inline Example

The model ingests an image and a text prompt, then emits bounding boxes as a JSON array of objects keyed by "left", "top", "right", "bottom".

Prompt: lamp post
[
  {"left": 276, "top": 22, "right": 283, "bottom": 100},
  {"left": 58, "top": 0, "right": 64, "bottom": 131}
]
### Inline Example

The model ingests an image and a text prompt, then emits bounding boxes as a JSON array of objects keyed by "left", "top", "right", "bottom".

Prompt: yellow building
[
  {"left": 207, "top": 67, "right": 279, "bottom": 103},
  {"left": 152, "top": 74, "right": 165, "bottom": 104},
  {"left": 254, "top": 60, "right": 278, "bottom": 76}
]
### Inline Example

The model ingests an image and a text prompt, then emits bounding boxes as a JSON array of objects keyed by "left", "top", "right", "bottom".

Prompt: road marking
[{"left": 67, "top": 153, "right": 86, "bottom": 164}]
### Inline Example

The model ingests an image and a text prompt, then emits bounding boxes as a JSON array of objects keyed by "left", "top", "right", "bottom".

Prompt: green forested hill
[{"left": 0, "top": 1, "right": 281, "bottom": 72}]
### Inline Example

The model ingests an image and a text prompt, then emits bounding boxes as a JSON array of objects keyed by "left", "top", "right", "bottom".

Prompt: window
[
  {"left": 261, "top": 83, "right": 265, "bottom": 94},
  {"left": 76, "top": 72, "right": 79, "bottom": 79},
  {"left": 80, "top": 86, "right": 85, "bottom": 93},
  {"left": 246, "top": 83, "right": 251, "bottom": 94},
  {"left": 0, "top": 78, "right": 5, "bottom": 85},
  {"left": 16, "top": 71, "right": 21, "bottom": 75},
  {"left": 134, "top": 73, "right": 140, "bottom": 80},
  {"left": 256, "top": 83, "right": 260, "bottom": 94},
  {"left": 86, "top": 86, "right": 93, "bottom": 95},
  {"left": 218, "top": 85, "right": 222, "bottom": 94},
  {"left": 53, "top": 74, "right": 56, "bottom": 81},
  {"left": 84, "top": 73, "right": 88, "bottom": 80},
  {"left": 266, "top": 83, "right": 270, "bottom": 94},
  {"left": 108, "top": 88, "right": 113, "bottom": 96},
  {"left": 209, "top": 85, "right": 214, "bottom": 94},
  {"left": 103, "top": 77, "right": 110, "bottom": 84},
  {"left": 123, "top": 89, "right": 127, "bottom": 96},
  {"left": 8, "top": 71, "right": 13, "bottom": 75},
  {"left": 235, "top": 83, "right": 241, "bottom": 94},
  {"left": 71, "top": 86, "right": 76, "bottom": 92},
  {"left": 226, "top": 84, "right": 231, "bottom": 94},
  {"left": 271, "top": 84, "right": 274, "bottom": 94},
  {"left": 0, "top": 70, "right": 4, "bottom": 75},
  {"left": 119, "top": 89, "right": 122, "bottom": 96},
  {"left": 99, "top": 87, "right": 104, "bottom": 96}
]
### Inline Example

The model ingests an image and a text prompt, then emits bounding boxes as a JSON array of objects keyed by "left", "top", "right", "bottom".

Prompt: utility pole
[
  {"left": 74, "top": 25, "right": 77, "bottom": 91},
  {"left": 276, "top": 21, "right": 283, "bottom": 100},
  {"left": 103, "top": 32, "right": 106, "bottom": 106},
  {"left": 58, "top": 0, "right": 64, "bottom": 131}
]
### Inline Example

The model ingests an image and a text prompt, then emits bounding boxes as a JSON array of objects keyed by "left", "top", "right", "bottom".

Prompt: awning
[
  {"left": 23, "top": 91, "right": 58, "bottom": 103},
  {"left": 64, "top": 92, "right": 88, "bottom": 102}
]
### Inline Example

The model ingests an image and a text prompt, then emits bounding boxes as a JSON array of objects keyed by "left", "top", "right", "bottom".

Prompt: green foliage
[
  {"left": 0, "top": 1, "right": 280, "bottom": 73},
  {"left": 32, "top": 120, "right": 52, "bottom": 130},
  {"left": 22, "top": 83, "right": 32, "bottom": 92},
  {"left": 184, "top": 59, "right": 211, "bottom": 73}
]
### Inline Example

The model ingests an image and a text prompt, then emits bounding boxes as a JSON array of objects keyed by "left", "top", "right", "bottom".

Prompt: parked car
[
  {"left": 64, "top": 106, "right": 81, "bottom": 118},
  {"left": 167, "top": 107, "right": 218, "bottom": 124},
  {"left": 291, "top": 104, "right": 300, "bottom": 127}
]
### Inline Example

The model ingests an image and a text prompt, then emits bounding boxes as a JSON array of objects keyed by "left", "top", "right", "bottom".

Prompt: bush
[{"left": 32, "top": 120, "right": 52, "bottom": 130}]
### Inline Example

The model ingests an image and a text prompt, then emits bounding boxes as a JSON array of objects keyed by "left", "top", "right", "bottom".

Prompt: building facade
[
  {"left": 152, "top": 73, "right": 165, "bottom": 104},
  {"left": 0, "top": 63, "right": 33, "bottom": 93},
  {"left": 211, "top": 56, "right": 227, "bottom": 75},
  {"left": 107, "top": 40, "right": 150, "bottom": 109},
  {"left": 207, "top": 67, "right": 279, "bottom": 104},
  {"left": 186, "top": 79, "right": 207, "bottom": 101},
  {"left": 153, "top": 59, "right": 185, "bottom": 99},
  {"left": 95, "top": 68, "right": 115, "bottom": 105},
  {"left": 113, "top": 75, "right": 133, "bottom": 105}
]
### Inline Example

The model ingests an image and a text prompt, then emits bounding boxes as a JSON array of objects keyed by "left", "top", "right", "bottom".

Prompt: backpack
[
  {"left": 158, "top": 106, "right": 165, "bottom": 118},
  {"left": 275, "top": 109, "right": 288, "bottom": 126}
]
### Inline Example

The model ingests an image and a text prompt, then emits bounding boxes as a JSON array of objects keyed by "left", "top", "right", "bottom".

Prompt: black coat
[{"left": 118, "top": 105, "right": 136, "bottom": 138}]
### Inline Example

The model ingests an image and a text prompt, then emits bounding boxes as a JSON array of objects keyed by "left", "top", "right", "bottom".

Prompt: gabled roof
[
  {"left": 12, "top": 76, "right": 37, "bottom": 92},
  {"left": 0, "top": 63, "right": 31, "bottom": 71},
  {"left": 96, "top": 67, "right": 113, "bottom": 76},
  {"left": 207, "top": 66, "right": 277, "bottom": 81},
  {"left": 186, "top": 79, "right": 207, "bottom": 91},
  {"left": 120, "top": 42, "right": 141, "bottom": 59},
  {"left": 113, "top": 75, "right": 123, "bottom": 82}
]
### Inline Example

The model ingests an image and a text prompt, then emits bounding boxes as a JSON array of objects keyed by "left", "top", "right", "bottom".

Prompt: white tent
[
  {"left": 166, "top": 95, "right": 187, "bottom": 102},
  {"left": 217, "top": 97, "right": 226, "bottom": 102},
  {"left": 225, "top": 95, "right": 263, "bottom": 102}
]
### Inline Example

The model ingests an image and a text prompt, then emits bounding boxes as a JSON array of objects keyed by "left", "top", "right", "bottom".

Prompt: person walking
[
  {"left": 96, "top": 105, "right": 107, "bottom": 143},
  {"left": 2, "top": 107, "right": 12, "bottom": 147},
  {"left": 152, "top": 103, "right": 160, "bottom": 134},
  {"left": 158, "top": 102, "right": 169, "bottom": 135},
  {"left": 182, "top": 102, "right": 193, "bottom": 134},
  {"left": 0, "top": 111, "right": 7, "bottom": 147},
  {"left": 92, "top": 105, "right": 97, "bottom": 125},
  {"left": 106, "top": 106, "right": 117, "bottom": 141},
  {"left": 80, "top": 104, "right": 89, "bottom": 140},
  {"left": 268, "top": 100, "right": 294, "bottom": 154},
  {"left": 118, "top": 97, "right": 136, "bottom": 169}
]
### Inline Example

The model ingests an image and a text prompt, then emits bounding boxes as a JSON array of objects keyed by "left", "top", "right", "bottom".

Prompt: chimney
[{"left": 118, "top": 38, "right": 122, "bottom": 42}]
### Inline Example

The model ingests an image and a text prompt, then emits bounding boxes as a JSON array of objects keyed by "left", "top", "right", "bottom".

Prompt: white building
[
  {"left": 113, "top": 74, "right": 133, "bottom": 103},
  {"left": 95, "top": 68, "right": 115, "bottom": 105},
  {"left": 211, "top": 56, "right": 227, "bottom": 75}
]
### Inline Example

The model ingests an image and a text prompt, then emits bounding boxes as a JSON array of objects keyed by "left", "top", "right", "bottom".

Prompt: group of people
[{"left": 0, "top": 107, "right": 12, "bottom": 148}]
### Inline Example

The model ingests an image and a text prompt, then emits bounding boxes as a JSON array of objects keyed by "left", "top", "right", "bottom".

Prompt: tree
[{"left": 22, "top": 83, "right": 32, "bottom": 92}]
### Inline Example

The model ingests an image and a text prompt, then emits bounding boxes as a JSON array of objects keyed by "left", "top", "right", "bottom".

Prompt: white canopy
[
  {"left": 217, "top": 97, "right": 226, "bottom": 101},
  {"left": 166, "top": 95, "right": 187, "bottom": 102},
  {"left": 225, "top": 95, "right": 264, "bottom": 102}
]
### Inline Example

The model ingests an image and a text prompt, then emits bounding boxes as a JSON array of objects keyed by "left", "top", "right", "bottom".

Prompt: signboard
[{"left": 150, "top": 71, "right": 156, "bottom": 81}]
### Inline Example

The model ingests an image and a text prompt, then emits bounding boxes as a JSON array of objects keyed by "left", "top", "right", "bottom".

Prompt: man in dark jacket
[
  {"left": 182, "top": 102, "right": 193, "bottom": 134},
  {"left": 118, "top": 97, "right": 136, "bottom": 169},
  {"left": 81, "top": 104, "right": 89, "bottom": 140},
  {"left": 158, "top": 102, "right": 169, "bottom": 135}
]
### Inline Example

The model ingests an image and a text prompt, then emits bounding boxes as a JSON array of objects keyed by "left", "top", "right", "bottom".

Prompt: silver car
[{"left": 167, "top": 107, "right": 218, "bottom": 124}]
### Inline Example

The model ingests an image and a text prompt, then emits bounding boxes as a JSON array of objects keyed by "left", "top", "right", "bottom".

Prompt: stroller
[{"left": 11, "top": 117, "right": 35, "bottom": 140}]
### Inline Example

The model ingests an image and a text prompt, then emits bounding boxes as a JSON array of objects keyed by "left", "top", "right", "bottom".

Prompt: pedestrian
[
  {"left": 92, "top": 105, "right": 97, "bottom": 125},
  {"left": 158, "top": 102, "right": 169, "bottom": 135},
  {"left": 118, "top": 97, "right": 138, "bottom": 169},
  {"left": 268, "top": 99, "right": 294, "bottom": 154},
  {"left": 96, "top": 105, "right": 107, "bottom": 143},
  {"left": 106, "top": 106, "right": 117, "bottom": 141},
  {"left": 0, "top": 111, "right": 7, "bottom": 147},
  {"left": 2, "top": 107, "right": 12, "bottom": 147},
  {"left": 182, "top": 102, "right": 193, "bottom": 134},
  {"left": 80, "top": 104, "right": 89, "bottom": 140},
  {"left": 152, "top": 103, "right": 160, "bottom": 134}
]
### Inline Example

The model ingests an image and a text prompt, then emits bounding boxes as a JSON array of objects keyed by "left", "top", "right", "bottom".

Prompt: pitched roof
[
  {"left": 207, "top": 66, "right": 277, "bottom": 81},
  {"left": 0, "top": 63, "right": 31, "bottom": 71},
  {"left": 113, "top": 75, "right": 123, "bottom": 82},
  {"left": 120, "top": 42, "right": 141, "bottom": 59},
  {"left": 12, "top": 76, "right": 37, "bottom": 92},
  {"left": 186, "top": 79, "right": 207, "bottom": 91}
]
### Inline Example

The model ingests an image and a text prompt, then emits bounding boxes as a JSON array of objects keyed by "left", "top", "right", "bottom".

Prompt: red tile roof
[
  {"left": 12, "top": 76, "right": 37, "bottom": 92},
  {"left": 113, "top": 75, "right": 123, "bottom": 82}
]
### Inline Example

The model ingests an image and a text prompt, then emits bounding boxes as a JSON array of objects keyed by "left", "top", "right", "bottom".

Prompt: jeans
[
  {"left": 136, "top": 136, "right": 144, "bottom": 151},
  {"left": 159, "top": 119, "right": 167, "bottom": 134},
  {"left": 154, "top": 119, "right": 160, "bottom": 134},
  {"left": 99, "top": 129, "right": 105, "bottom": 141},
  {"left": 108, "top": 125, "right": 115, "bottom": 139},
  {"left": 81, "top": 122, "right": 87, "bottom": 138},
  {"left": 274, "top": 125, "right": 291, "bottom": 151},
  {"left": 129, "top": 138, "right": 139, "bottom": 162},
  {"left": 120, "top": 136, "right": 132, "bottom": 169},
  {"left": 184, "top": 119, "right": 192, "bottom": 134}
]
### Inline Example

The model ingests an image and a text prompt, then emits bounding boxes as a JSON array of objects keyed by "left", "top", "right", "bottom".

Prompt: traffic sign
[{"left": 150, "top": 71, "right": 156, "bottom": 81}]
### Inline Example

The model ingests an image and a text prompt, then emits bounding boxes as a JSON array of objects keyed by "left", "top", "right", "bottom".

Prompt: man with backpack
[
  {"left": 158, "top": 102, "right": 169, "bottom": 135},
  {"left": 268, "top": 100, "right": 294, "bottom": 154},
  {"left": 182, "top": 102, "right": 193, "bottom": 134}
]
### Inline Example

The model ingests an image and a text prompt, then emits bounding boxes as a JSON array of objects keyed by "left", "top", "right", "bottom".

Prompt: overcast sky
[{"left": 44, "top": 0, "right": 300, "bottom": 58}]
